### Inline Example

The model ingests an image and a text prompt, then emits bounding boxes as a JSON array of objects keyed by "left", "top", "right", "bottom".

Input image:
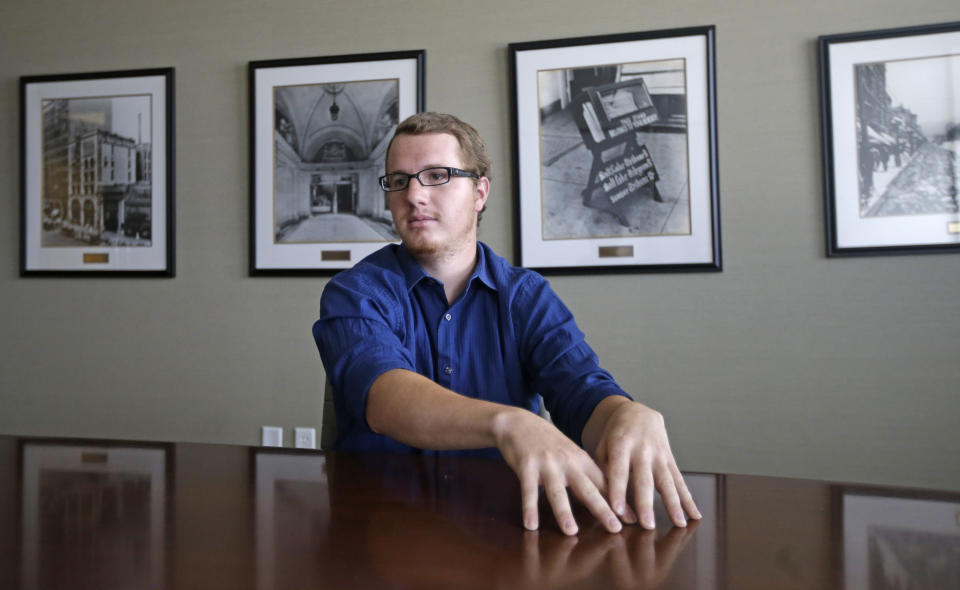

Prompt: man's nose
[{"left": 403, "top": 177, "right": 431, "bottom": 204}]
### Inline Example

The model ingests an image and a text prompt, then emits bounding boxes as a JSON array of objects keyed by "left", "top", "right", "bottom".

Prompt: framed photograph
[
  {"left": 249, "top": 51, "right": 425, "bottom": 275},
  {"left": 254, "top": 450, "right": 330, "bottom": 590},
  {"left": 20, "top": 68, "right": 175, "bottom": 276},
  {"left": 837, "top": 486, "right": 960, "bottom": 590},
  {"left": 509, "top": 27, "right": 721, "bottom": 273},
  {"left": 20, "top": 441, "right": 169, "bottom": 590},
  {"left": 819, "top": 22, "right": 960, "bottom": 256}
]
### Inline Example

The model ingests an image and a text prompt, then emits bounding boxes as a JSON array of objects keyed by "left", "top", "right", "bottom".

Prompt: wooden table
[{"left": 0, "top": 435, "right": 957, "bottom": 589}]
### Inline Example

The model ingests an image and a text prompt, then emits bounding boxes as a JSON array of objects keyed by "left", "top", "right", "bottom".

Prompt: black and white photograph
[
  {"left": 249, "top": 51, "right": 424, "bottom": 275},
  {"left": 20, "top": 69, "right": 174, "bottom": 276},
  {"left": 839, "top": 487, "right": 960, "bottom": 590},
  {"left": 20, "top": 442, "right": 168, "bottom": 590},
  {"left": 820, "top": 22, "right": 960, "bottom": 256},
  {"left": 273, "top": 80, "right": 399, "bottom": 244},
  {"left": 538, "top": 59, "right": 690, "bottom": 240},
  {"left": 510, "top": 28, "right": 720, "bottom": 272},
  {"left": 40, "top": 96, "right": 154, "bottom": 247}
]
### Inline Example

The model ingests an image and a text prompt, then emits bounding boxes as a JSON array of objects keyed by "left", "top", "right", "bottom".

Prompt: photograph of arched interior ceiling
[{"left": 274, "top": 79, "right": 400, "bottom": 243}]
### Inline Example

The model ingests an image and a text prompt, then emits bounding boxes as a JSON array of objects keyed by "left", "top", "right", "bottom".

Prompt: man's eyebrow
[{"left": 385, "top": 164, "right": 450, "bottom": 174}]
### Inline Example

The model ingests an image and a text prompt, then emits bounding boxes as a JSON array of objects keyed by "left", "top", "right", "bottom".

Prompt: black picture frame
[
  {"left": 833, "top": 485, "right": 960, "bottom": 589},
  {"left": 509, "top": 27, "right": 721, "bottom": 273},
  {"left": 20, "top": 68, "right": 175, "bottom": 276},
  {"left": 248, "top": 50, "right": 425, "bottom": 276},
  {"left": 819, "top": 21, "right": 960, "bottom": 257}
]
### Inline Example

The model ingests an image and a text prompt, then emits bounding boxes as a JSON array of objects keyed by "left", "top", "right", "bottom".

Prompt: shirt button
[
  {"left": 443, "top": 366, "right": 453, "bottom": 375},
  {"left": 444, "top": 313, "right": 452, "bottom": 321}
]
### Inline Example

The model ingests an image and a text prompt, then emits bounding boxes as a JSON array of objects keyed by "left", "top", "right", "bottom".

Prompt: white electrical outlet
[
  {"left": 294, "top": 427, "right": 316, "bottom": 449},
  {"left": 261, "top": 426, "right": 283, "bottom": 447}
]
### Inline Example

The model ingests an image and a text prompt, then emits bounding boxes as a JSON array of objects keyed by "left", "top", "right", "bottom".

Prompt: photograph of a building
[
  {"left": 41, "top": 96, "right": 153, "bottom": 247},
  {"left": 273, "top": 80, "right": 400, "bottom": 244}
]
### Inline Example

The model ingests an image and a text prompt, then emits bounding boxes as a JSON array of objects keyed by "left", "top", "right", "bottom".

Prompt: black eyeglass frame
[{"left": 378, "top": 166, "right": 479, "bottom": 192}]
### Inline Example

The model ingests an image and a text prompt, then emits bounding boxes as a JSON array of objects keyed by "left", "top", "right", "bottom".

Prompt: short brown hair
[{"left": 386, "top": 112, "right": 492, "bottom": 179}]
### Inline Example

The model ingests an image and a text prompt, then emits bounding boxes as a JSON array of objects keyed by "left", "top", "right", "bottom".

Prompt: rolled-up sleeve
[
  {"left": 315, "top": 274, "right": 415, "bottom": 429},
  {"left": 513, "top": 274, "right": 632, "bottom": 445}
]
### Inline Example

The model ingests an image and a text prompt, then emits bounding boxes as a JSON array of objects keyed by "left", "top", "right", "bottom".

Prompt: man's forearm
[{"left": 366, "top": 368, "right": 523, "bottom": 450}]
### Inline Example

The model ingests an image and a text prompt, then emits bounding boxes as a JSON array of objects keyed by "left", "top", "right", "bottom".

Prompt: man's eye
[
  {"left": 427, "top": 170, "right": 448, "bottom": 182},
  {"left": 388, "top": 176, "right": 407, "bottom": 189}
]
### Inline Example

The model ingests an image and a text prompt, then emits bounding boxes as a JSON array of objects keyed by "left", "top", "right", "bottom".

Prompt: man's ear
[{"left": 474, "top": 176, "right": 490, "bottom": 212}]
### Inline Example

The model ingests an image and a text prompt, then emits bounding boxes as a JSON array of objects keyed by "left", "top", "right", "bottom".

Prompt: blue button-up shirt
[{"left": 314, "top": 242, "right": 630, "bottom": 457}]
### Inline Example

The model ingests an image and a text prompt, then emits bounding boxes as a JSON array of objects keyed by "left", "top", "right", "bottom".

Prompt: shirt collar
[
  {"left": 395, "top": 243, "right": 429, "bottom": 291},
  {"left": 396, "top": 242, "right": 498, "bottom": 293},
  {"left": 472, "top": 242, "right": 498, "bottom": 291}
]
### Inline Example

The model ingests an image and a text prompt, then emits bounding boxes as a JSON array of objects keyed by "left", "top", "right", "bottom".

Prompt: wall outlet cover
[
  {"left": 261, "top": 426, "right": 283, "bottom": 447},
  {"left": 294, "top": 427, "right": 316, "bottom": 449}
]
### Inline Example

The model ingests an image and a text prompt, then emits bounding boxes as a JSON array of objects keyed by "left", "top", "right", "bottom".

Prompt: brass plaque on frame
[
  {"left": 598, "top": 246, "right": 634, "bottom": 258},
  {"left": 83, "top": 253, "right": 109, "bottom": 264},
  {"left": 321, "top": 250, "right": 351, "bottom": 262}
]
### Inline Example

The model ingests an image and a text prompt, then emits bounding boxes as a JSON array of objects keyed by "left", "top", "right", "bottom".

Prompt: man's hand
[
  {"left": 492, "top": 408, "right": 623, "bottom": 536},
  {"left": 582, "top": 396, "right": 701, "bottom": 530},
  {"left": 367, "top": 370, "right": 698, "bottom": 535}
]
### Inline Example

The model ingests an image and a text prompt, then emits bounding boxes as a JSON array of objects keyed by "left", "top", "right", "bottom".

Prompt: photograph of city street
[
  {"left": 855, "top": 54, "right": 960, "bottom": 218},
  {"left": 272, "top": 80, "right": 400, "bottom": 244},
  {"left": 538, "top": 59, "right": 691, "bottom": 240},
  {"left": 41, "top": 96, "right": 153, "bottom": 247}
]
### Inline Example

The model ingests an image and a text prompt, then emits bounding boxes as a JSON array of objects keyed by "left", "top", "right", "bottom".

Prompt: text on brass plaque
[{"left": 598, "top": 245, "right": 634, "bottom": 258}]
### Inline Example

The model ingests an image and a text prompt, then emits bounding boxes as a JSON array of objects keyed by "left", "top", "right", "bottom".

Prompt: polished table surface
[{"left": 1, "top": 435, "right": 958, "bottom": 590}]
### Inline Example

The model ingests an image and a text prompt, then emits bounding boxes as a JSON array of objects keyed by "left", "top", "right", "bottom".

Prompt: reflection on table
[{"left": 0, "top": 435, "right": 957, "bottom": 590}]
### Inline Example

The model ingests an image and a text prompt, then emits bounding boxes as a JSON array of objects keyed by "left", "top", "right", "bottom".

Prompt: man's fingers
[
  {"left": 619, "top": 502, "right": 638, "bottom": 525},
  {"left": 654, "top": 463, "right": 686, "bottom": 527},
  {"left": 543, "top": 469, "right": 579, "bottom": 535},
  {"left": 604, "top": 443, "right": 632, "bottom": 523},
  {"left": 672, "top": 468, "right": 702, "bottom": 520},
  {"left": 569, "top": 473, "right": 622, "bottom": 533},
  {"left": 520, "top": 465, "right": 541, "bottom": 531},
  {"left": 632, "top": 457, "right": 656, "bottom": 530}
]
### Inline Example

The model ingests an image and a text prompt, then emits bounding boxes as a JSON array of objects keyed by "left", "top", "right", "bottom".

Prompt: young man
[{"left": 315, "top": 112, "right": 699, "bottom": 536}]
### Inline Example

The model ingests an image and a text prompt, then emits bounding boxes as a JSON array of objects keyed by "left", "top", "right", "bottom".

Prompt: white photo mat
[
  {"left": 511, "top": 28, "right": 720, "bottom": 271},
  {"left": 250, "top": 53, "right": 422, "bottom": 273},
  {"left": 21, "top": 70, "right": 172, "bottom": 274},
  {"left": 821, "top": 23, "right": 960, "bottom": 254},
  {"left": 841, "top": 490, "right": 960, "bottom": 590}
]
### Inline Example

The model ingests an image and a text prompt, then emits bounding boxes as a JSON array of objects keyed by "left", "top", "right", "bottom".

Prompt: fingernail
[
  {"left": 614, "top": 502, "right": 625, "bottom": 516},
  {"left": 642, "top": 514, "right": 655, "bottom": 529},
  {"left": 693, "top": 508, "right": 703, "bottom": 519},
  {"left": 608, "top": 516, "right": 623, "bottom": 532},
  {"left": 674, "top": 512, "right": 687, "bottom": 526},
  {"left": 564, "top": 520, "right": 578, "bottom": 535},
  {"left": 524, "top": 517, "right": 538, "bottom": 531}
]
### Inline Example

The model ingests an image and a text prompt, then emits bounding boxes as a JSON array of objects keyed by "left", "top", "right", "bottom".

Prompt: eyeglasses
[{"left": 378, "top": 166, "right": 479, "bottom": 192}]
